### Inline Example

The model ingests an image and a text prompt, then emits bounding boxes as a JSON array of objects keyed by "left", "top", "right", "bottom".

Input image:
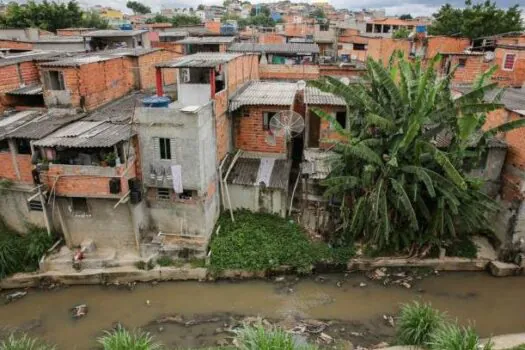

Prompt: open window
[
  {"left": 70, "top": 197, "right": 90, "bottom": 216},
  {"left": 458, "top": 58, "right": 467, "bottom": 68},
  {"left": 319, "top": 23, "right": 329, "bottom": 31},
  {"left": 335, "top": 111, "right": 347, "bottom": 129},
  {"left": 503, "top": 53, "right": 516, "bottom": 71},
  {"left": 159, "top": 138, "right": 172, "bottom": 160},
  {"left": 353, "top": 43, "right": 366, "bottom": 51},
  {"left": 263, "top": 111, "right": 277, "bottom": 130},
  {"left": 0, "top": 139, "right": 9, "bottom": 152},
  {"left": 44, "top": 71, "right": 65, "bottom": 90},
  {"left": 16, "top": 139, "right": 31, "bottom": 155}
]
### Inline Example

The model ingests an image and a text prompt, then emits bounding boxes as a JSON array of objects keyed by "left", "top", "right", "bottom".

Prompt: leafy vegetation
[
  {"left": 445, "top": 237, "right": 478, "bottom": 259},
  {"left": 428, "top": 1, "right": 523, "bottom": 39},
  {"left": 126, "top": 1, "right": 151, "bottom": 15},
  {"left": 209, "top": 211, "right": 354, "bottom": 272},
  {"left": 0, "top": 222, "right": 54, "bottom": 279},
  {"left": 0, "top": 333, "right": 55, "bottom": 350},
  {"left": 134, "top": 260, "right": 155, "bottom": 270},
  {"left": 396, "top": 302, "right": 445, "bottom": 346},
  {"left": 428, "top": 323, "right": 492, "bottom": 350},
  {"left": 310, "top": 54, "right": 525, "bottom": 252},
  {"left": 393, "top": 27, "right": 411, "bottom": 39},
  {"left": 235, "top": 324, "right": 318, "bottom": 350},
  {"left": 0, "top": 0, "right": 109, "bottom": 32},
  {"left": 156, "top": 256, "right": 175, "bottom": 267},
  {"left": 98, "top": 326, "right": 161, "bottom": 350}
]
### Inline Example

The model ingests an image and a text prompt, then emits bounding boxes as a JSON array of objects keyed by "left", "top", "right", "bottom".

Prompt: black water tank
[
  {"left": 129, "top": 190, "right": 142, "bottom": 204},
  {"left": 109, "top": 178, "right": 121, "bottom": 194}
]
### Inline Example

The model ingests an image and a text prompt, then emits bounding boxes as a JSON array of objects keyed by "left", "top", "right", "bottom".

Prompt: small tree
[
  {"left": 399, "top": 13, "right": 413, "bottom": 20},
  {"left": 393, "top": 27, "right": 411, "bottom": 39},
  {"left": 126, "top": 1, "right": 151, "bottom": 15},
  {"left": 310, "top": 53, "right": 525, "bottom": 251},
  {"left": 171, "top": 14, "right": 201, "bottom": 27}
]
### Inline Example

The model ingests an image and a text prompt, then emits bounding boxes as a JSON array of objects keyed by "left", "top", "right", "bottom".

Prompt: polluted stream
[{"left": 1, "top": 271, "right": 525, "bottom": 349}]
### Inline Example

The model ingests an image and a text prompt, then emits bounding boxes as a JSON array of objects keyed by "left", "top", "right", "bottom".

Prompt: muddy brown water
[{"left": 0, "top": 272, "right": 525, "bottom": 349}]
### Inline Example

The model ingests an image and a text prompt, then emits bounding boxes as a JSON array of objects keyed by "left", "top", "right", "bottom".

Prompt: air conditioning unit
[{"left": 181, "top": 68, "right": 190, "bottom": 83}]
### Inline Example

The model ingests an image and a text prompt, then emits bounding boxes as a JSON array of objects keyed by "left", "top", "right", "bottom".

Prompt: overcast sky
[{"left": 17, "top": 0, "right": 525, "bottom": 18}]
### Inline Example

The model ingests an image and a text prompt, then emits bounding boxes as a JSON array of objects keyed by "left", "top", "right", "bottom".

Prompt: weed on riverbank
[{"left": 209, "top": 211, "right": 354, "bottom": 272}]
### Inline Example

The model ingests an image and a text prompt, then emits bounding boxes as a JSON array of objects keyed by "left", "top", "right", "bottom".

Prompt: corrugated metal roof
[
  {"left": 33, "top": 36, "right": 84, "bottom": 43},
  {"left": 176, "top": 36, "right": 236, "bottom": 44},
  {"left": 156, "top": 52, "right": 243, "bottom": 68},
  {"left": 33, "top": 122, "right": 135, "bottom": 148},
  {"left": 6, "top": 84, "right": 43, "bottom": 96},
  {"left": 228, "top": 157, "right": 291, "bottom": 190},
  {"left": 39, "top": 49, "right": 159, "bottom": 67},
  {"left": 304, "top": 86, "right": 346, "bottom": 106},
  {"left": 229, "top": 81, "right": 298, "bottom": 111},
  {"left": 228, "top": 43, "right": 320, "bottom": 54},
  {"left": 6, "top": 112, "right": 84, "bottom": 139},
  {"left": 83, "top": 29, "right": 147, "bottom": 37},
  {"left": 0, "top": 110, "right": 42, "bottom": 140},
  {"left": 159, "top": 31, "right": 188, "bottom": 37},
  {"left": 0, "top": 52, "right": 64, "bottom": 67},
  {"left": 85, "top": 93, "right": 146, "bottom": 123},
  {"left": 452, "top": 86, "right": 525, "bottom": 115}
]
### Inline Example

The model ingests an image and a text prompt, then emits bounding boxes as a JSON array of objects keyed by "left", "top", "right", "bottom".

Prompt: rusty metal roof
[
  {"left": 228, "top": 42, "right": 320, "bottom": 54},
  {"left": 228, "top": 157, "right": 291, "bottom": 190},
  {"left": 156, "top": 52, "right": 244, "bottom": 68},
  {"left": 33, "top": 122, "right": 135, "bottom": 148},
  {"left": 304, "top": 86, "right": 346, "bottom": 106},
  {"left": 229, "top": 81, "right": 298, "bottom": 111}
]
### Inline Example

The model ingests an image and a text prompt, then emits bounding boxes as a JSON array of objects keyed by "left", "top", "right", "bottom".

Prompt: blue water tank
[
  {"left": 416, "top": 25, "right": 427, "bottom": 33},
  {"left": 120, "top": 24, "right": 133, "bottom": 31},
  {"left": 142, "top": 96, "right": 171, "bottom": 108}
]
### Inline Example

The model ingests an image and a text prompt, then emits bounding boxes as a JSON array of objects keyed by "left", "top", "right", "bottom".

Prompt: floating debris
[
  {"left": 319, "top": 332, "right": 334, "bottom": 344},
  {"left": 71, "top": 304, "right": 88, "bottom": 319},
  {"left": 359, "top": 282, "right": 367, "bottom": 288},
  {"left": 382, "top": 314, "right": 395, "bottom": 328},
  {"left": 5, "top": 291, "right": 27, "bottom": 303}
]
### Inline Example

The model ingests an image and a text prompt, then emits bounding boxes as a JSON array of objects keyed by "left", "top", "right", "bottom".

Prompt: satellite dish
[
  {"left": 269, "top": 110, "right": 305, "bottom": 140},
  {"left": 296, "top": 80, "right": 306, "bottom": 90},
  {"left": 484, "top": 51, "right": 495, "bottom": 62}
]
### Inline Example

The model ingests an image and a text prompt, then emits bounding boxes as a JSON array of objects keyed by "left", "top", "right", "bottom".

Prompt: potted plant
[
  {"left": 40, "top": 158, "right": 50, "bottom": 171},
  {"left": 104, "top": 152, "right": 117, "bottom": 167}
]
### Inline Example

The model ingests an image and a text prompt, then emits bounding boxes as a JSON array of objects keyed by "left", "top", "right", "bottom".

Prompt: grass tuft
[
  {"left": 0, "top": 333, "right": 56, "bottom": 350},
  {"left": 97, "top": 325, "right": 162, "bottom": 350},
  {"left": 396, "top": 301, "right": 445, "bottom": 346},
  {"left": 428, "top": 323, "right": 492, "bottom": 350},
  {"left": 235, "top": 324, "right": 318, "bottom": 350}
]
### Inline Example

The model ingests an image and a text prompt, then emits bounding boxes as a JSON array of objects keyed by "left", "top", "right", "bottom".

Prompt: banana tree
[{"left": 310, "top": 53, "right": 525, "bottom": 251}]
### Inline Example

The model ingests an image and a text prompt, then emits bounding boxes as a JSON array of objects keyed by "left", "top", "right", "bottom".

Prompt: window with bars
[
  {"left": 263, "top": 111, "right": 277, "bottom": 131},
  {"left": 159, "top": 138, "right": 172, "bottom": 160},
  {"left": 28, "top": 200, "right": 43, "bottom": 212},
  {"left": 503, "top": 54, "right": 516, "bottom": 71},
  {"left": 157, "top": 188, "right": 171, "bottom": 200}
]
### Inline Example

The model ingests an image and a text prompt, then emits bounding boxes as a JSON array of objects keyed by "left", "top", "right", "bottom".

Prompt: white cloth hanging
[{"left": 171, "top": 165, "right": 183, "bottom": 193}]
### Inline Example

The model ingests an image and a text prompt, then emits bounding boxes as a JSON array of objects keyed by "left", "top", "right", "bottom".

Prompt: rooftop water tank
[
  {"left": 142, "top": 96, "right": 171, "bottom": 108},
  {"left": 120, "top": 24, "right": 133, "bottom": 31},
  {"left": 416, "top": 25, "right": 427, "bottom": 33}
]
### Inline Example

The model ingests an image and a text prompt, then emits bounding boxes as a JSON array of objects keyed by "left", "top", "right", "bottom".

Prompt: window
[
  {"left": 159, "top": 138, "right": 172, "bottom": 160},
  {"left": 0, "top": 139, "right": 9, "bottom": 152},
  {"left": 263, "top": 111, "right": 277, "bottom": 130},
  {"left": 71, "top": 198, "right": 89, "bottom": 216},
  {"left": 16, "top": 139, "right": 31, "bottom": 155},
  {"left": 503, "top": 53, "right": 516, "bottom": 71},
  {"left": 28, "top": 200, "right": 43, "bottom": 212},
  {"left": 178, "top": 189, "right": 196, "bottom": 200},
  {"left": 335, "top": 111, "right": 347, "bottom": 129},
  {"left": 353, "top": 43, "right": 366, "bottom": 51},
  {"left": 45, "top": 71, "right": 65, "bottom": 90},
  {"left": 366, "top": 23, "right": 373, "bottom": 33},
  {"left": 319, "top": 24, "right": 329, "bottom": 31},
  {"left": 458, "top": 58, "right": 467, "bottom": 68},
  {"left": 157, "top": 188, "right": 171, "bottom": 200}
]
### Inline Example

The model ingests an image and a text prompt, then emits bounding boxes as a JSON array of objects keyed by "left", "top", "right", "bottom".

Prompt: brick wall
[
  {"left": 259, "top": 33, "right": 286, "bottom": 44},
  {"left": 0, "top": 152, "right": 33, "bottom": 184},
  {"left": 151, "top": 41, "right": 184, "bottom": 54},
  {"left": 0, "top": 40, "right": 33, "bottom": 50},
  {"left": 492, "top": 48, "right": 525, "bottom": 88},
  {"left": 215, "top": 90, "right": 229, "bottom": 161},
  {"left": 137, "top": 50, "right": 180, "bottom": 90},
  {"left": 367, "top": 37, "right": 411, "bottom": 63},
  {"left": 426, "top": 37, "right": 470, "bottom": 58},
  {"left": 319, "top": 65, "right": 366, "bottom": 78},
  {"left": 234, "top": 106, "right": 287, "bottom": 154},
  {"left": 259, "top": 64, "right": 319, "bottom": 80},
  {"left": 0, "top": 61, "right": 40, "bottom": 112},
  {"left": 40, "top": 161, "right": 136, "bottom": 198},
  {"left": 316, "top": 105, "right": 347, "bottom": 149},
  {"left": 42, "top": 57, "right": 134, "bottom": 111},
  {"left": 0, "top": 152, "right": 17, "bottom": 182},
  {"left": 205, "top": 21, "right": 221, "bottom": 34},
  {"left": 448, "top": 55, "right": 490, "bottom": 85}
]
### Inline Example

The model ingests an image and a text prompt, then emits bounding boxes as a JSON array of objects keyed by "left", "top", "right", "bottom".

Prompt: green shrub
[
  {"left": 396, "top": 302, "right": 445, "bottom": 346},
  {"left": 210, "top": 210, "right": 354, "bottom": 272},
  {"left": 235, "top": 324, "right": 318, "bottom": 350},
  {"left": 0, "top": 234, "right": 25, "bottom": 279},
  {"left": 428, "top": 323, "right": 491, "bottom": 350},
  {"left": 156, "top": 256, "right": 174, "bottom": 267},
  {"left": 135, "top": 261, "right": 147, "bottom": 270},
  {"left": 446, "top": 237, "right": 478, "bottom": 259},
  {"left": 0, "top": 333, "right": 55, "bottom": 350},
  {"left": 23, "top": 226, "right": 54, "bottom": 270},
  {"left": 97, "top": 325, "right": 162, "bottom": 350}
]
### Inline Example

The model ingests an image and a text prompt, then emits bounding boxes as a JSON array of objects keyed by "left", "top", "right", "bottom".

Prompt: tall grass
[
  {"left": 235, "top": 324, "right": 318, "bottom": 350},
  {"left": 396, "top": 302, "right": 445, "bottom": 346},
  {"left": 428, "top": 323, "right": 492, "bottom": 350},
  {"left": 97, "top": 325, "right": 162, "bottom": 350},
  {"left": 0, "top": 333, "right": 55, "bottom": 350}
]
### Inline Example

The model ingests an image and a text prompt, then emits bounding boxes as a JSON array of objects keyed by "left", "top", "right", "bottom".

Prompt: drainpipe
[
  {"left": 155, "top": 67, "right": 164, "bottom": 97},
  {"left": 210, "top": 68, "right": 216, "bottom": 99}
]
